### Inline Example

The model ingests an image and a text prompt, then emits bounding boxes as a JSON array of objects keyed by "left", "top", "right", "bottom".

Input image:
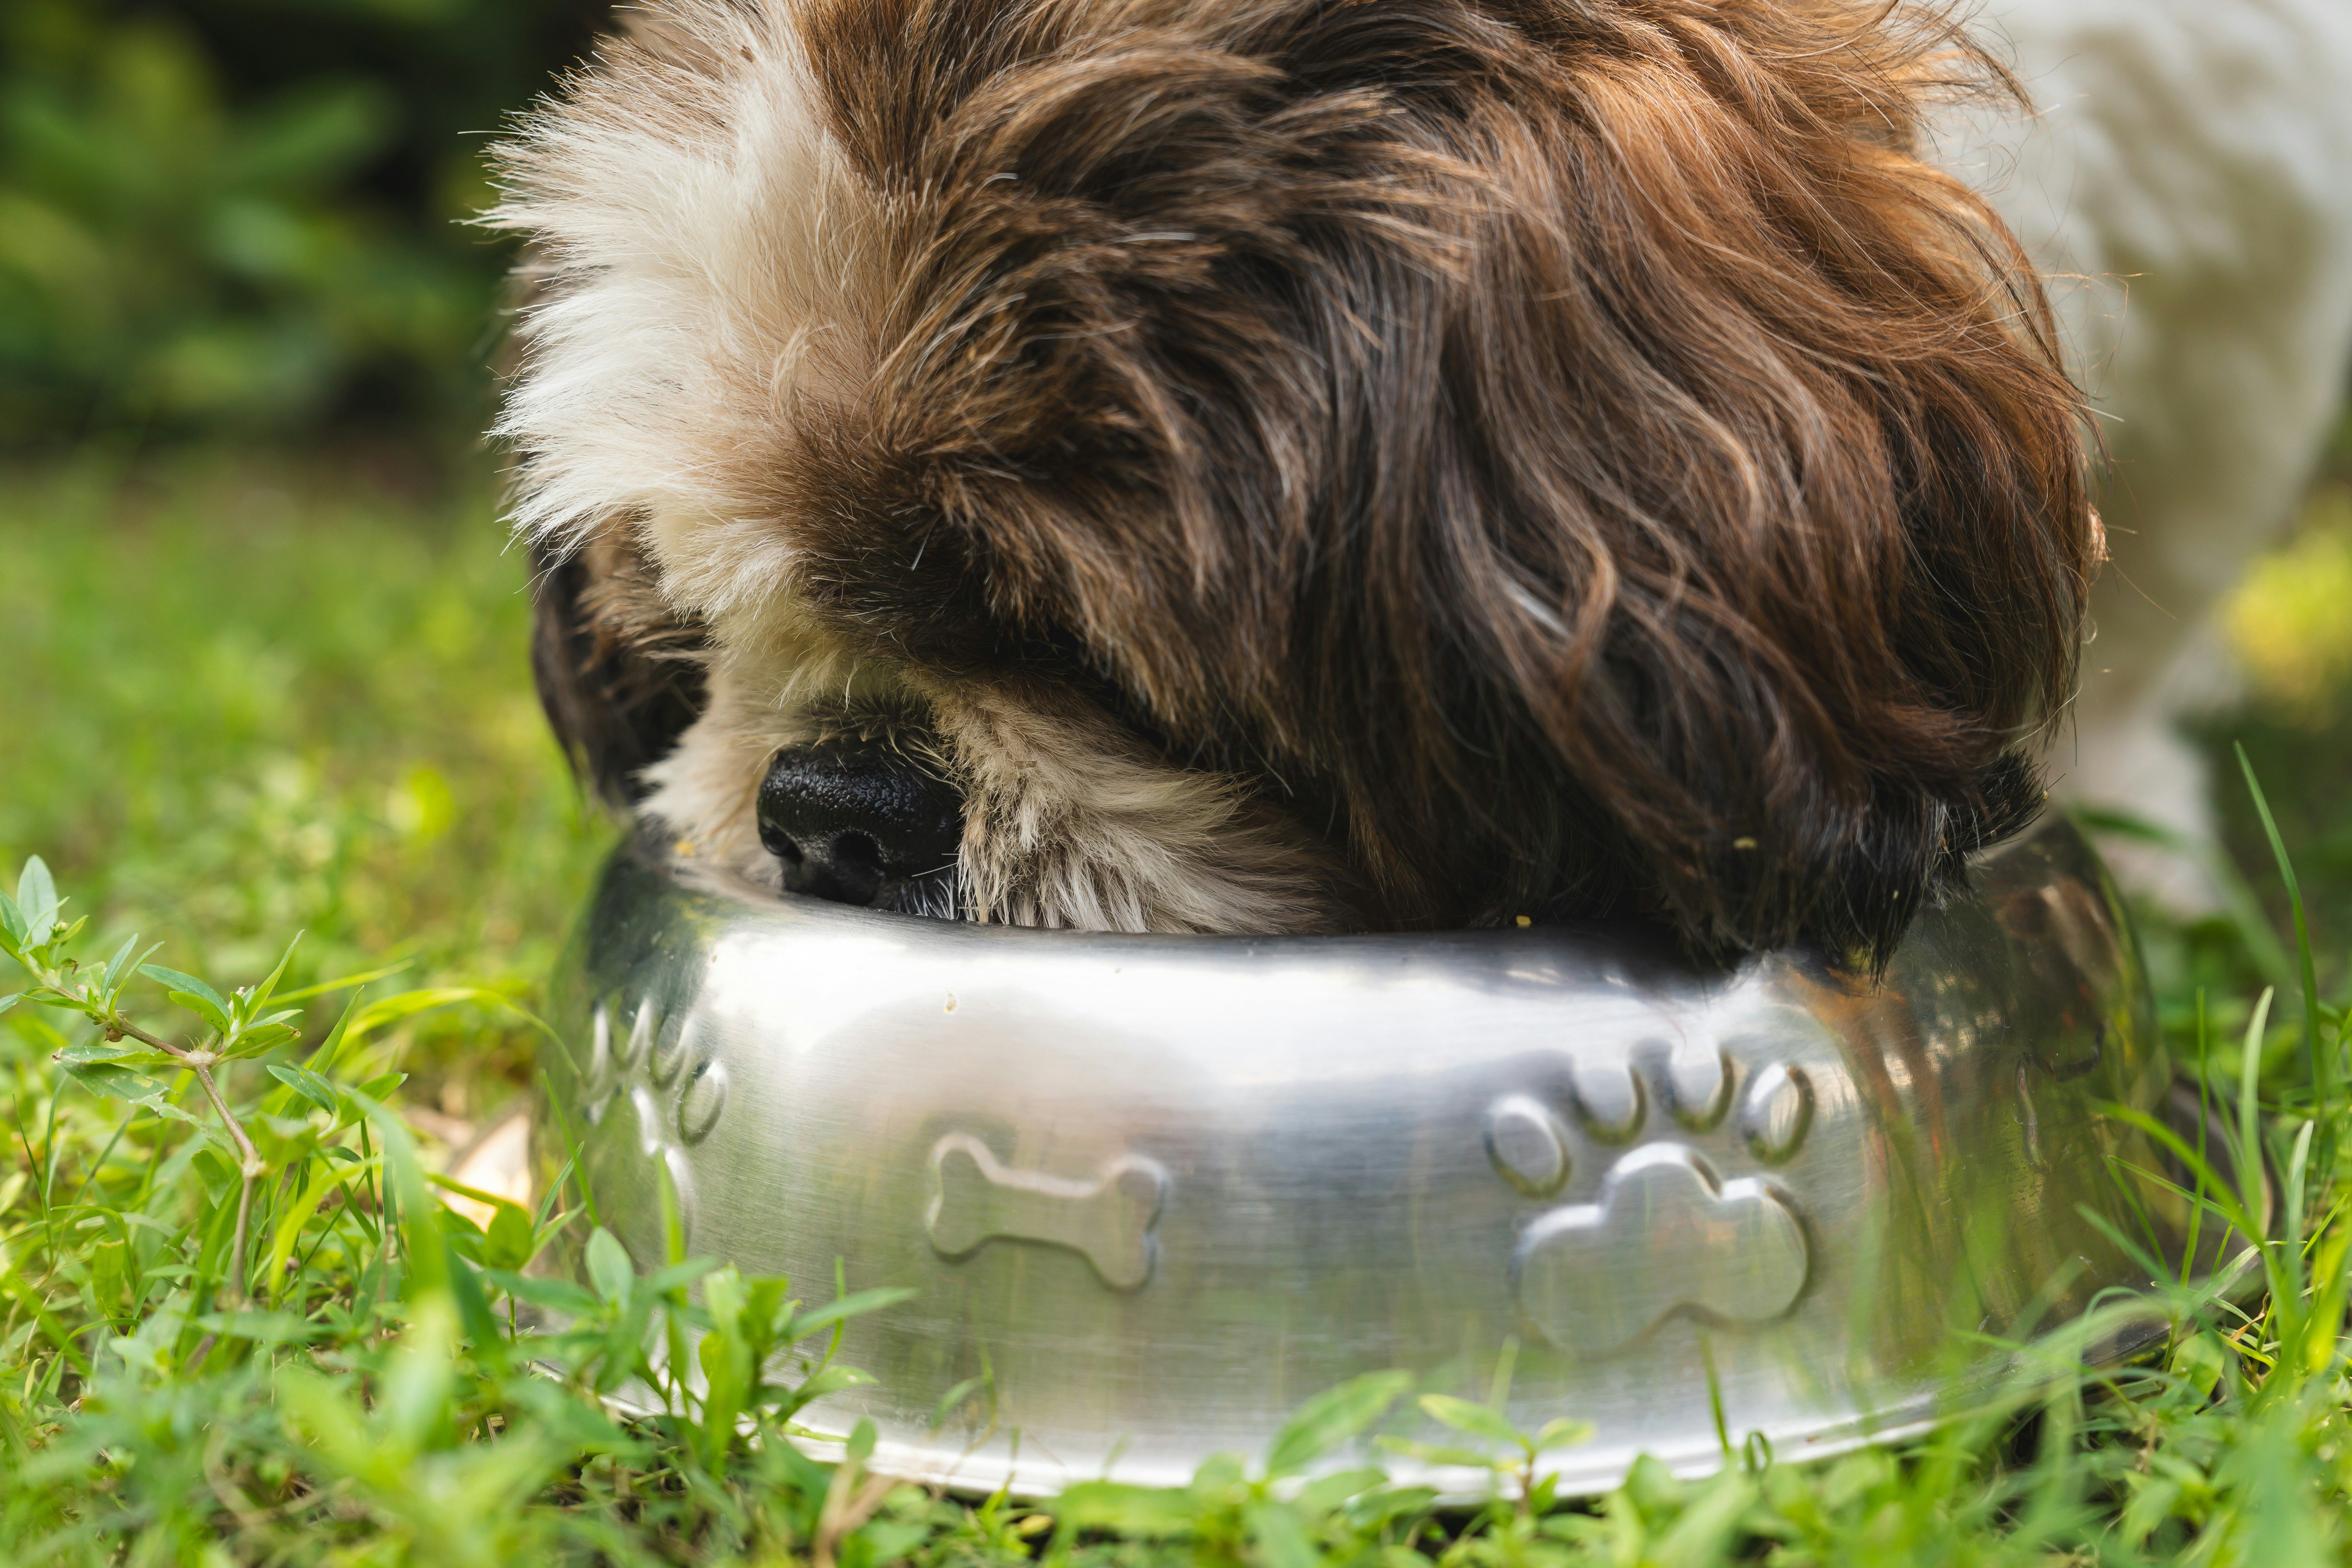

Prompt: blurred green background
[
  {"left": 0, "top": 0, "right": 611, "bottom": 1117},
  {"left": 0, "top": 0, "right": 2348, "bottom": 1123},
  {"left": 0, "top": 0, "right": 602, "bottom": 444}
]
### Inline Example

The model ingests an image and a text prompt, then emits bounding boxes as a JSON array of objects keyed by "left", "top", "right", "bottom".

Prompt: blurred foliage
[
  {"left": 2204, "top": 403, "right": 2352, "bottom": 1004},
  {"left": 0, "top": 451, "right": 610, "bottom": 1117},
  {"left": 0, "top": 0, "right": 603, "bottom": 444},
  {"left": 2227, "top": 485, "right": 2352, "bottom": 722},
  {"left": 4, "top": 459, "right": 2352, "bottom": 1561}
]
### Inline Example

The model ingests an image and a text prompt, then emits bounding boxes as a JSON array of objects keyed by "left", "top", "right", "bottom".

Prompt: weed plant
[{"left": 5, "top": 454, "right": 2352, "bottom": 1562}]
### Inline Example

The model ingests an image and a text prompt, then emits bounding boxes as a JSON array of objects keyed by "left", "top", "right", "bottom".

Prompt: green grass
[
  {"left": 5, "top": 446, "right": 2352, "bottom": 1564},
  {"left": 0, "top": 449, "right": 610, "bottom": 1119}
]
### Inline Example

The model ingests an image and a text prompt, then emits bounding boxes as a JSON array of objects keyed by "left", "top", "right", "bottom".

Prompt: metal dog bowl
[{"left": 536, "top": 816, "right": 2235, "bottom": 1497}]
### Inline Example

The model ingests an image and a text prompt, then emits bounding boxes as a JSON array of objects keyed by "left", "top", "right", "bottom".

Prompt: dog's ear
[
  {"left": 493, "top": 217, "right": 712, "bottom": 807},
  {"left": 529, "top": 526, "right": 709, "bottom": 806}
]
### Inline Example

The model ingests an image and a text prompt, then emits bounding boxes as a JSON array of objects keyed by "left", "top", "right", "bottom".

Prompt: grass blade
[{"left": 2238, "top": 745, "right": 2328, "bottom": 1156}]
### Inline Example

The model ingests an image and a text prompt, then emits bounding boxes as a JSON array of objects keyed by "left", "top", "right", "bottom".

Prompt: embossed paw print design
[
  {"left": 1488, "top": 1042, "right": 1816, "bottom": 1350},
  {"left": 926, "top": 1133, "right": 1169, "bottom": 1291},
  {"left": 580, "top": 993, "right": 729, "bottom": 1236}
]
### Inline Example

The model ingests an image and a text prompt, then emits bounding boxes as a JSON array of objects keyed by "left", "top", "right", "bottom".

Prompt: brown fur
[
  {"left": 500, "top": 0, "right": 2095, "bottom": 964},
  {"left": 530, "top": 524, "right": 708, "bottom": 806}
]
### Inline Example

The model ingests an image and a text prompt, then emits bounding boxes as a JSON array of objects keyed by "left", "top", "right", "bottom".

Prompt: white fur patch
[
  {"left": 485, "top": 0, "right": 882, "bottom": 632},
  {"left": 920, "top": 679, "right": 1357, "bottom": 934}
]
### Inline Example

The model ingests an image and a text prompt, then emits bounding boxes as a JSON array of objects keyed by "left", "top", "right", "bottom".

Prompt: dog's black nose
[{"left": 756, "top": 741, "right": 964, "bottom": 909}]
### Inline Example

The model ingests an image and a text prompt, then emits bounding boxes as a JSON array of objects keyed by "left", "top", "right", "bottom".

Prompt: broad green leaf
[
  {"left": 62, "top": 1060, "right": 167, "bottom": 1101},
  {"left": 1264, "top": 1369, "right": 1413, "bottom": 1478},
  {"left": 142, "top": 964, "right": 228, "bottom": 1015},
  {"left": 698, "top": 1328, "right": 748, "bottom": 1466},
  {"left": 1373, "top": 1436, "right": 1501, "bottom": 1470},
  {"left": 426, "top": 1173, "right": 541, "bottom": 1274},
  {"left": 1053, "top": 1481, "right": 1199, "bottom": 1539},
  {"left": 1652, "top": 1470, "right": 1757, "bottom": 1565},
  {"left": 585, "top": 1227, "right": 634, "bottom": 1305},
  {"left": 792, "top": 1364, "right": 876, "bottom": 1404},
  {"left": 1294, "top": 1466, "right": 1388, "bottom": 1512},
  {"left": 1532, "top": 1417, "right": 1594, "bottom": 1451},
  {"left": 60, "top": 1061, "right": 203, "bottom": 1125},
  {"left": 229, "top": 1021, "right": 300, "bottom": 1055},
  {"left": 16, "top": 857, "right": 57, "bottom": 938},
  {"left": 53, "top": 1040, "right": 140, "bottom": 1065},
  {"left": 1348, "top": 1484, "right": 1440, "bottom": 1529},
  {"left": 640, "top": 1257, "right": 719, "bottom": 1295},
  {"left": 485, "top": 1199, "right": 536, "bottom": 1274},
  {"left": 191, "top": 1145, "right": 238, "bottom": 1202},
  {"left": 0, "top": 890, "right": 26, "bottom": 950},
  {"left": 1418, "top": 1393, "right": 1522, "bottom": 1448},
  {"left": 1244, "top": 1501, "right": 1320, "bottom": 1568},
  {"left": 787, "top": 1285, "right": 918, "bottom": 1343},
  {"left": 165, "top": 988, "right": 234, "bottom": 1036},
  {"left": 707, "top": 1266, "right": 751, "bottom": 1331}
]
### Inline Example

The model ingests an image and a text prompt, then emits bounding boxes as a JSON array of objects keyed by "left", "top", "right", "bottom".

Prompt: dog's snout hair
[{"left": 491, "top": 0, "right": 2096, "bottom": 964}]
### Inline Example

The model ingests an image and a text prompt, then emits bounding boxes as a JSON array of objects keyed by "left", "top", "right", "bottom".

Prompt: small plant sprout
[
  {"left": 0, "top": 855, "right": 304, "bottom": 1308},
  {"left": 1374, "top": 1340, "right": 1594, "bottom": 1510}
]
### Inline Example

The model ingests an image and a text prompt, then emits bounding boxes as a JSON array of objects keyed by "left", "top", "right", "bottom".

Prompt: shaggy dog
[{"left": 488, "top": 0, "right": 2114, "bottom": 965}]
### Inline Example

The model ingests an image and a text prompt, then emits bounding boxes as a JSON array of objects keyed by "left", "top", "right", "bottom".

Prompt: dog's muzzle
[{"left": 756, "top": 740, "right": 962, "bottom": 910}]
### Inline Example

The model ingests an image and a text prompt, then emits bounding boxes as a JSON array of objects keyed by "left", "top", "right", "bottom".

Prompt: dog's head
[{"left": 490, "top": 0, "right": 2095, "bottom": 962}]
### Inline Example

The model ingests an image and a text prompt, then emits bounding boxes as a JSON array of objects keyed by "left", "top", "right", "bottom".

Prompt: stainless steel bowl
[{"left": 535, "top": 816, "right": 2234, "bottom": 1498}]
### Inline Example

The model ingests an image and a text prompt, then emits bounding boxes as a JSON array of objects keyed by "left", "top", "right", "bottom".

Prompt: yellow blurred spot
[
  {"left": 385, "top": 764, "right": 455, "bottom": 843},
  {"left": 1514, "top": 914, "right": 1532, "bottom": 928},
  {"left": 2226, "top": 485, "right": 2352, "bottom": 723},
  {"left": 1733, "top": 836, "right": 1758, "bottom": 850},
  {"left": 674, "top": 839, "right": 698, "bottom": 858}
]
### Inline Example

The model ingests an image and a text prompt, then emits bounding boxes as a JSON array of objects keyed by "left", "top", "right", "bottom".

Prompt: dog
[
  {"left": 1947, "top": 0, "right": 2352, "bottom": 901},
  {"left": 488, "top": 0, "right": 2121, "bottom": 967}
]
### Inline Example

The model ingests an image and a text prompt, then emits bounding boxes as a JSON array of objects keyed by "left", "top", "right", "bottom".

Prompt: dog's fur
[{"left": 489, "top": 0, "right": 2099, "bottom": 963}]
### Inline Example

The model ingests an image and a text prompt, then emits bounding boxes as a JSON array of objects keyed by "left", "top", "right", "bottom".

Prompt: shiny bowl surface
[{"left": 537, "top": 817, "right": 2227, "bottom": 1497}]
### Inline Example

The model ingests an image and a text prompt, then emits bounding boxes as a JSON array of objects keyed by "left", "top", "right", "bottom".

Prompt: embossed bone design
[
  {"left": 1513, "top": 1143, "right": 1807, "bottom": 1350},
  {"left": 926, "top": 1134, "right": 1168, "bottom": 1291}
]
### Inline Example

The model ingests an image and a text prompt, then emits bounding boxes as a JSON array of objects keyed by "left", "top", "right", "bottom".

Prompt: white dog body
[{"left": 1953, "top": 0, "right": 2352, "bottom": 886}]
